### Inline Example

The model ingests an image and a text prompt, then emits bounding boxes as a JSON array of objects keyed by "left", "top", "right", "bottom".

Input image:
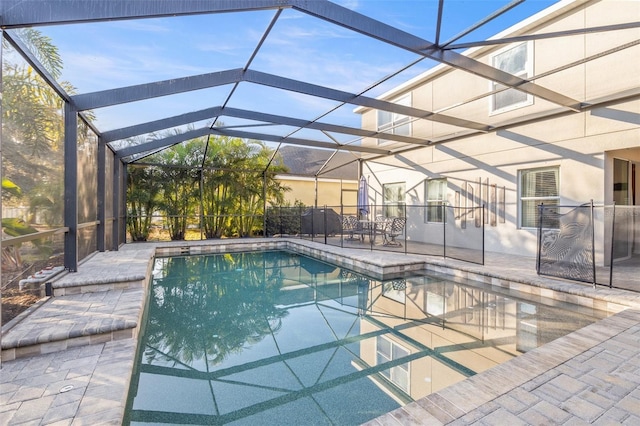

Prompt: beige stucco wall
[
  {"left": 358, "top": 278, "right": 525, "bottom": 401},
  {"left": 276, "top": 176, "right": 358, "bottom": 213},
  {"left": 358, "top": 0, "right": 640, "bottom": 259}
]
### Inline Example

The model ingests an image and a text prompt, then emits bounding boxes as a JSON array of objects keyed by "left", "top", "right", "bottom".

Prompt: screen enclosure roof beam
[
  {"left": 4, "top": 0, "right": 582, "bottom": 114},
  {"left": 0, "top": 0, "right": 290, "bottom": 28},
  {"left": 75, "top": 68, "right": 490, "bottom": 132},
  {"left": 71, "top": 69, "right": 244, "bottom": 111},
  {"left": 103, "top": 105, "right": 432, "bottom": 147},
  {"left": 242, "top": 69, "right": 489, "bottom": 131},
  {"left": 102, "top": 107, "right": 224, "bottom": 143},
  {"left": 219, "top": 106, "right": 432, "bottom": 146},
  {"left": 118, "top": 126, "right": 390, "bottom": 160},
  {"left": 446, "top": 21, "right": 640, "bottom": 50},
  {"left": 209, "top": 129, "right": 391, "bottom": 155},
  {"left": 294, "top": 1, "right": 582, "bottom": 111},
  {"left": 117, "top": 127, "right": 213, "bottom": 160}
]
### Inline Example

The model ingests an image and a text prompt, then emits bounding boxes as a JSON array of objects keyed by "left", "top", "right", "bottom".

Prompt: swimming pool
[{"left": 124, "top": 250, "right": 607, "bottom": 425}]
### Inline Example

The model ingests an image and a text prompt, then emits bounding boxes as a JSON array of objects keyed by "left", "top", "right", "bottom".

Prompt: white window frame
[
  {"left": 425, "top": 178, "right": 447, "bottom": 223},
  {"left": 519, "top": 166, "right": 560, "bottom": 229},
  {"left": 376, "top": 336, "right": 410, "bottom": 393},
  {"left": 383, "top": 182, "right": 405, "bottom": 218},
  {"left": 489, "top": 41, "right": 534, "bottom": 115},
  {"left": 377, "top": 93, "right": 411, "bottom": 145}
]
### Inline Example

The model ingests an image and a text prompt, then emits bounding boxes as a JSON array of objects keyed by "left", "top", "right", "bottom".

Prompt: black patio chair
[
  {"left": 342, "top": 215, "right": 359, "bottom": 240},
  {"left": 382, "top": 217, "right": 406, "bottom": 246}
]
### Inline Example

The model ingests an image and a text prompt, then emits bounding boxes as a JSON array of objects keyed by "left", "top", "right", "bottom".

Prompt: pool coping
[{"left": 1, "top": 238, "right": 639, "bottom": 425}]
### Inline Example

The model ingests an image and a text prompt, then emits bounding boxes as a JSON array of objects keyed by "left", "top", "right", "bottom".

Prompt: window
[
  {"left": 383, "top": 182, "right": 405, "bottom": 217},
  {"left": 425, "top": 178, "right": 447, "bottom": 223},
  {"left": 490, "top": 42, "right": 533, "bottom": 113},
  {"left": 376, "top": 336, "right": 410, "bottom": 392},
  {"left": 378, "top": 94, "right": 411, "bottom": 144},
  {"left": 520, "top": 167, "right": 559, "bottom": 229}
]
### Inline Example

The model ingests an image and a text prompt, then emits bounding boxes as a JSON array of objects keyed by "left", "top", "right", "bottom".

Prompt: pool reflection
[{"left": 124, "top": 251, "right": 606, "bottom": 425}]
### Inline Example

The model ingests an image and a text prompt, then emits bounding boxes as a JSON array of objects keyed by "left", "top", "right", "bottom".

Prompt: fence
[
  {"left": 124, "top": 204, "right": 484, "bottom": 266},
  {"left": 537, "top": 203, "right": 640, "bottom": 291},
  {"left": 265, "top": 204, "right": 485, "bottom": 265}
]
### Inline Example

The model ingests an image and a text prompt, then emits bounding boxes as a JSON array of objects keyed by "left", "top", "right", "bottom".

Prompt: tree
[
  {"left": 1, "top": 180, "right": 51, "bottom": 270},
  {"left": 201, "top": 136, "right": 289, "bottom": 238},
  {"left": 141, "top": 252, "right": 288, "bottom": 367},
  {"left": 126, "top": 165, "right": 162, "bottom": 241},
  {"left": 150, "top": 139, "right": 202, "bottom": 240},
  {"left": 125, "top": 132, "right": 290, "bottom": 240},
  {"left": 2, "top": 29, "right": 87, "bottom": 228}
]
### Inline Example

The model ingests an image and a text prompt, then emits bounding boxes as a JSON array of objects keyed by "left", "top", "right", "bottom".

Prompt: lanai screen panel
[
  {"left": 77, "top": 123, "right": 99, "bottom": 261},
  {"left": 1, "top": 42, "right": 66, "bottom": 229},
  {"left": 1, "top": 39, "right": 67, "bottom": 278}
]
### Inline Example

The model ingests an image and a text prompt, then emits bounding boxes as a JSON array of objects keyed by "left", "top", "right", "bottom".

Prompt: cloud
[{"left": 61, "top": 47, "right": 210, "bottom": 92}]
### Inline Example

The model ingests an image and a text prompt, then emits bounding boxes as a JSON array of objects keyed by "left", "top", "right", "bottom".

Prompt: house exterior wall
[
  {"left": 276, "top": 175, "right": 358, "bottom": 213},
  {"left": 358, "top": 0, "right": 640, "bottom": 260}
]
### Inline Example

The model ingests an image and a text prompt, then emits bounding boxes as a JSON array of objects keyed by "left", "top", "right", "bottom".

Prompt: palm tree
[
  {"left": 127, "top": 165, "right": 162, "bottom": 241},
  {"left": 2, "top": 29, "right": 87, "bottom": 227},
  {"left": 142, "top": 252, "right": 288, "bottom": 366},
  {"left": 150, "top": 139, "right": 202, "bottom": 240},
  {"left": 202, "top": 137, "right": 289, "bottom": 237}
]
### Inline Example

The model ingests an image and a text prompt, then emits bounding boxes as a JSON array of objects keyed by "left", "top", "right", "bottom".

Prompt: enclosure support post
[
  {"left": 314, "top": 177, "right": 318, "bottom": 209},
  {"left": 322, "top": 206, "right": 326, "bottom": 244},
  {"left": 97, "top": 137, "right": 106, "bottom": 252},
  {"left": 64, "top": 102, "right": 78, "bottom": 271},
  {"left": 536, "top": 203, "right": 544, "bottom": 275},
  {"left": 609, "top": 203, "right": 616, "bottom": 288},
  {"left": 263, "top": 171, "right": 267, "bottom": 237},
  {"left": 443, "top": 204, "right": 447, "bottom": 259},
  {"left": 113, "top": 160, "right": 122, "bottom": 249},
  {"left": 481, "top": 205, "right": 485, "bottom": 266},
  {"left": 199, "top": 169, "right": 204, "bottom": 241},
  {"left": 404, "top": 203, "right": 407, "bottom": 254},
  {"left": 591, "top": 200, "right": 596, "bottom": 288}
]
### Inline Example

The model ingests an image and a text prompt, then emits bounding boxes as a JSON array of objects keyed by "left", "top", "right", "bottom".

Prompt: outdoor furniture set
[{"left": 342, "top": 215, "right": 406, "bottom": 246}]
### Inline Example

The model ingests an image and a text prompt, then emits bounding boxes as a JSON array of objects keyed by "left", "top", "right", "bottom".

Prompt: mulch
[
  {"left": 2, "top": 287, "right": 41, "bottom": 324},
  {"left": 1, "top": 256, "right": 62, "bottom": 324}
]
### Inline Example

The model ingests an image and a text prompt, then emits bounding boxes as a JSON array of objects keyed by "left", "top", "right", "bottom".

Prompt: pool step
[
  {"left": 0, "top": 287, "right": 145, "bottom": 362},
  {"left": 1, "top": 249, "right": 155, "bottom": 362},
  {"left": 50, "top": 274, "right": 147, "bottom": 296}
]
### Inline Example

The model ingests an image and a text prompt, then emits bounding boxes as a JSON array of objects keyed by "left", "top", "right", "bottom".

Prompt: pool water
[{"left": 124, "top": 250, "right": 607, "bottom": 425}]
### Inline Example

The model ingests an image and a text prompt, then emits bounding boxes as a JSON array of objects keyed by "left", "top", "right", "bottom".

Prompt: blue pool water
[{"left": 124, "top": 250, "right": 606, "bottom": 425}]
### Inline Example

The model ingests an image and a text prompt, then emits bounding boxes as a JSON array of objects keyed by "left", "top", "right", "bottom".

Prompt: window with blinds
[
  {"left": 383, "top": 182, "right": 405, "bottom": 217},
  {"left": 425, "top": 178, "right": 447, "bottom": 223},
  {"left": 520, "top": 166, "right": 559, "bottom": 228}
]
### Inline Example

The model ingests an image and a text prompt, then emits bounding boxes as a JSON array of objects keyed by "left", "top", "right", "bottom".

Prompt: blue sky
[{"left": 14, "top": 0, "right": 558, "bottom": 142}]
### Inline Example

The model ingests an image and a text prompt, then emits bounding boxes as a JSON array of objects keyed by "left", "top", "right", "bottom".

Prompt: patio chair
[
  {"left": 342, "top": 215, "right": 359, "bottom": 240},
  {"left": 382, "top": 217, "right": 406, "bottom": 246}
]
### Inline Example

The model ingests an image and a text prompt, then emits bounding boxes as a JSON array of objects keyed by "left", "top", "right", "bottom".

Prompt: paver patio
[{"left": 1, "top": 238, "right": 639, "bottom": 425}]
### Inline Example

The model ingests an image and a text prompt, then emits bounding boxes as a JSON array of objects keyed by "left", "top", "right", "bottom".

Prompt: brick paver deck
[{"left": 1, "top": 239, "right": 639, "bottom": 425}]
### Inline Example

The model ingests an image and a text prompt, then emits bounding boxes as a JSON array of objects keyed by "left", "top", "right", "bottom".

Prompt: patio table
[{"left": 357, "top": 219, "right": 386, "bottom": 243}]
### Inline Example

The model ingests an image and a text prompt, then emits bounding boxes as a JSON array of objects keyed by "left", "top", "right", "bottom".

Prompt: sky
[{"left": 7, "top": 0, "right": 560, "bottom": 145}]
